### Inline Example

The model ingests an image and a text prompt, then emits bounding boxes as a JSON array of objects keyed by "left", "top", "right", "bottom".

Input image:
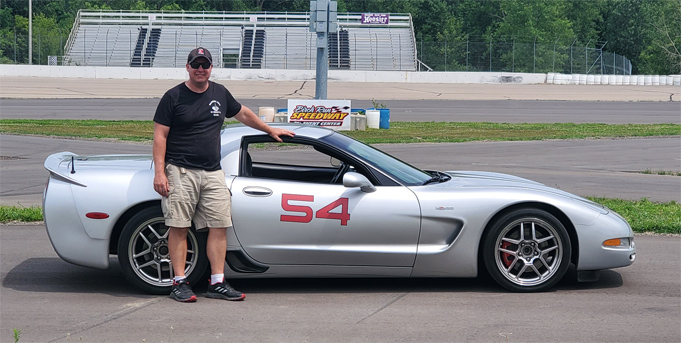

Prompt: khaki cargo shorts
[{"left": 161, "top": 163, "right": 232, "bottom": 230}]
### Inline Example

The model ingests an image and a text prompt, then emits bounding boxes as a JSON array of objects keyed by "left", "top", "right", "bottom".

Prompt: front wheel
[
  {"left": 483, "top": 208, "right": 571, "bottom": 292},
  {"left": 117, "top": 206, "right": 208, "bottom": 295}
]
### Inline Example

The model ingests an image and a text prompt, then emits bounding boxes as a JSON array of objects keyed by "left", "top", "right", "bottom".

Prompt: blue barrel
[{"left": 379, "top": 108, "right": 390, "bottom": 129}]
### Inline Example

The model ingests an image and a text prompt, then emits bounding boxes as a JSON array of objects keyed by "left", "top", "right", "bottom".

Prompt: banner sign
[
  {"left": 287, "top": 100, "right": 351, "bottom": 130},
  {"left": 361, "top": 13, "right": 389, "bottom": 25}
]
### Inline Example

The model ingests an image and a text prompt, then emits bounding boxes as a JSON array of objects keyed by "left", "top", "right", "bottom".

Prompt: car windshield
[{"left": 324, "top": 132, "right": 433, "bottom": 185}]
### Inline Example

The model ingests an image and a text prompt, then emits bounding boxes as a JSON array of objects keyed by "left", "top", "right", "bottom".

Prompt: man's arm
[
  {"left": 153, "top": 122, "right": 171, "bottom": 197},
  {"left": 233, "top": 105, "right": 295, "bottom": 142}
]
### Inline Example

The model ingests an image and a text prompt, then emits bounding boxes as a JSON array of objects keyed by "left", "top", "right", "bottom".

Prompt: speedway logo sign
[{"left": 287, "top": 100, "right": 351, "bottom": 130}]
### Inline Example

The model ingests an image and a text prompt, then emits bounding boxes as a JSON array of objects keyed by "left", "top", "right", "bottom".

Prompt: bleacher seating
[{"left": 63, "top": 10, "right": 417, "bottom": 71}]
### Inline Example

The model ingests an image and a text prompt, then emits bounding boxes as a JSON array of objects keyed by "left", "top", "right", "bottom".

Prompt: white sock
[
  {"left": 174, "top": 276, "right": 186, "bottom": 283},
  {"left": 211, "top": 274, "right": 224, "bottom": 285}
]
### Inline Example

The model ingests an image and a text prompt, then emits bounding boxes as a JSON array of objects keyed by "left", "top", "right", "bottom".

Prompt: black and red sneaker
[
  {"left": 205, "top": 279, "right": 245, "bottom": 301},
  {"left": 169, "top": 279, "right": 197, "bottom": 303}
]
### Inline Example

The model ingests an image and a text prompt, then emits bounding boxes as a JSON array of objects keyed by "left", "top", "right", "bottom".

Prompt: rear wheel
[
  {"left": 117, "top": 206, "right": 208, "bottom": 295},
  {"left": 483, "top": 208, "right": 571, "bottom": 292}
]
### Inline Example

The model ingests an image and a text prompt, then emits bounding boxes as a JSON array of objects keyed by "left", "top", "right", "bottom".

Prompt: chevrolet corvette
[{"left": 43, "top": 124, "right": 636, "bottom": 294}]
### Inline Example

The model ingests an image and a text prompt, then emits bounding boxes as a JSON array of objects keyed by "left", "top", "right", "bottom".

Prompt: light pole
[
  {"left": 29, "top": 0, "right": 32, "bottom": 64},
  {"left": 309, "top": 0, "right": 337, "bottom": 100}
]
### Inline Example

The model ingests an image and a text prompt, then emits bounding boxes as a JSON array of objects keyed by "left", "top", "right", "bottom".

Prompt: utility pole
[
  {"left": 29, "top": 0, "right": 32, "bottom": 64},
  {"left": 309, "top": 0, "right": 337, "bottom": 100}
]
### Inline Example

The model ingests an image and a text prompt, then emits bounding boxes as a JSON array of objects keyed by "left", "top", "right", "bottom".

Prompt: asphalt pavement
[
  {"left": 0, "top": 77, "right": 680, "bottom": 342},
  {"left": 2, "top": 224, "right": 679, "bottom": 342}
]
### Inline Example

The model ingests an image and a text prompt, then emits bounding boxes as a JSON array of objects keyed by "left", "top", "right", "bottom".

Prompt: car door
[{"left": 229, "top": 138, "right": 421, "bottom": 267}]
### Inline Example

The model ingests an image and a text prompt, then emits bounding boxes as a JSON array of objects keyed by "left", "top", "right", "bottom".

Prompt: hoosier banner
[{"left": 287, "top": 100, "right": 352, "bottom": 130}]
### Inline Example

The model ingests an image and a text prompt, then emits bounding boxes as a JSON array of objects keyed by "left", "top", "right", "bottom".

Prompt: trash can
[
  {"left": 366, "top": 110, "right": 380, "bottom": 129},
  {"left": 379, "top": 108, "right": 390, "bottom": 129}
]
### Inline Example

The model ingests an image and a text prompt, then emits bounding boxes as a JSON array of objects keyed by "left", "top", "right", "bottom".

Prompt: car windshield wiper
[{"left": 423, "top": 171, "right": 451, "bottom": 185}]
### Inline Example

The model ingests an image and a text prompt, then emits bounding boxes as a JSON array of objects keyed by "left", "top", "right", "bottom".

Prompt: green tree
[
  {"left": 638, "top": 0, "right": 681, "bottom": 74},
  {"left": 492, "top": 0, "right": 576, "bottom": 73}
]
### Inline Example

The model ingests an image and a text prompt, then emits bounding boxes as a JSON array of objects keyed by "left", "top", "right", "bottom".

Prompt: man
[{"left": 153, "top": 47, "right": 295, "bottom": 302}]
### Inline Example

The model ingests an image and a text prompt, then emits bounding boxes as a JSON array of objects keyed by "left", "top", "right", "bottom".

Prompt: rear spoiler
[{"left": 44, "top": 152, "right": 87, "bottom": 187}]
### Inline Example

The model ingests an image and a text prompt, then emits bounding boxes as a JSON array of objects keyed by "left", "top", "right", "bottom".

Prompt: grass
[
  {"left": 640, "top": 169, "right": 681, "bottom": 176},
  {"left": 2, "top": 199, "right": 678, "bottom": 234},
  {"left": 0, "top": 206, "right": 43, "bottom": 223},
  {"left": 588, "top": 198, "right": 681, "bottom": 235},
  {"left": 0, "top": 119, "right": 679, "bottom": 144}
]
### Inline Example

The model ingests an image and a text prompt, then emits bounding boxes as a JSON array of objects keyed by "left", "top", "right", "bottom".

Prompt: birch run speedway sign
[{"left": 287, "top": 100, "right": 352, "bottom": 131}]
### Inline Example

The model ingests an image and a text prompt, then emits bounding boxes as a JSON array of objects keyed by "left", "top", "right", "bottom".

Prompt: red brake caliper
[{"left": 500, "top": 241, "right": 514, "bottom": 267}]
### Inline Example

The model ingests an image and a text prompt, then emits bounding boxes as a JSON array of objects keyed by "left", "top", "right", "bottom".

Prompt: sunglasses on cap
[{"left": 189, "top": 61, "right": 212, "bottom": 69}]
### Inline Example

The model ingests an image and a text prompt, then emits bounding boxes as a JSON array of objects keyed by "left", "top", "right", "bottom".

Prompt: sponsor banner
[
  {"left": 287, "top": 100, "right": 352, "bottom": 131},
  {"left": 361, "top": 13, "right": 389, "bottom": 25}
]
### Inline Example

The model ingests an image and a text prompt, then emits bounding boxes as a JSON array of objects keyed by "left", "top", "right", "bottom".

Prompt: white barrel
[
  {"left": 593, "top": 74, "right": 601, "bottom": 84},
  {"left": 546, "top": 73, "right": 555, "bottom": 84},
  {"left": 608, "top": 75, "right": 617, "bottom": 84},
  {"left": 570, "top": 74, "right": 580, "bottom": 85},
  {"left": 586, "top": 75, "right": 595, "bottom": 85},
  {"left": 366, "top": 110, "right": 380, "bottom": 129},
  {"left": 258, "top": 107, "right": 275, "bottom": 122},
  {"left": 622, "top": 75, "right": 630, "bottom": 85},
  {"left": 637, "top": 75, "right": 645, "bottom": 85},
  {"left": 652, "top": 75, "right": 660, "bottom": 85},
  {"left": 673, "top": 75, "right": 681, "bottom": 86},
  {"left": 615, "top": 75, "right": 623, "bottom": 85},
  {"left": 665, "top": 76, "right": 673, "bottom": 85},
  {"left": 644, "top": 75, "right": 652, "bottom": 85},
  {"left": 578, "top": 74, "right": 587, "bottom": 85}
]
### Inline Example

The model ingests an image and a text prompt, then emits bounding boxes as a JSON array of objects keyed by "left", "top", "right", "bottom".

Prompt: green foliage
[
  {"left": 0, "top": 206, "right": 43, "bottom": 223},
  {"left": 13, "top": 328, "right": 21, "bottom": 343},
  {"left": 0, "top": 0, "right": 679, "bottom": 73},
  {"left": 589, "top": 198, "right": 681, "bottom": 234}
]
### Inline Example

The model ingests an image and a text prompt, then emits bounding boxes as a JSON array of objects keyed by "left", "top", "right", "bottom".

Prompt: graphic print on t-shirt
[{"left": 209, "top": 100, "right": 221, "bottom": 117}]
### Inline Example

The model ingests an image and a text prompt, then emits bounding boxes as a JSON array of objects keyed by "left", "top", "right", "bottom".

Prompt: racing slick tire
[
  {"left": 483, "top": 208, "right": 571, "bottom": 292},
  {"left": 117, "top": 206, "right": 209, "bottom": 295}
]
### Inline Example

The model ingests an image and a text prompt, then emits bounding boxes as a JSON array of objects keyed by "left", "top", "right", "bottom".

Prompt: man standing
[{"left": 153, "top": 47, "right": 295, "bottom": 302}]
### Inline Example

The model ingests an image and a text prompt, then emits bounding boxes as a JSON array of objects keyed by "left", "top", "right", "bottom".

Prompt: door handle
[{"left": 243, "top": 186, "right": 273, "bottom": 197}]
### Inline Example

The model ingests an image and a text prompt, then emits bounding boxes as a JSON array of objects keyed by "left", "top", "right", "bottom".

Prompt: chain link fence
[
  {"left": 416, "top": 38, "right": 632, "bottom": 75},
  {"left": 2, "top": 31, "right": 632, "bottom": 75}
]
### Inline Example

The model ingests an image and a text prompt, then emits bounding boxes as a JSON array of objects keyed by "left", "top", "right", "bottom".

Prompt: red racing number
[{"left": 280, "top": 194, "right": 350, "bottom": 226}]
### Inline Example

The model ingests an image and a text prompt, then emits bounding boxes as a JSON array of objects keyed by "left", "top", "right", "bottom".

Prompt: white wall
[{"left": 1, "top": 64, "right": 679, "bottom": 85}]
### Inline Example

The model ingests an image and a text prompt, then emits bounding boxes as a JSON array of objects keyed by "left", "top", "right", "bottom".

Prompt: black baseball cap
[{"left": 187, "top": 47, "right": 212, "bottom": 64}]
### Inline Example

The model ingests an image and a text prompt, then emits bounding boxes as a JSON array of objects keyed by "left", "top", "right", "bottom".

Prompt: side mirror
[
  {"left": 330, "top": 157, "right": 341, "bottom": 167},
  {"left": 342, "top": 172, "right": 376, "bottom": 193}
]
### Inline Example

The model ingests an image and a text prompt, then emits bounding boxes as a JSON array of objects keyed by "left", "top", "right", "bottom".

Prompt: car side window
[{"left": 244, "top": 141, "right": 351, "bottom": 184}]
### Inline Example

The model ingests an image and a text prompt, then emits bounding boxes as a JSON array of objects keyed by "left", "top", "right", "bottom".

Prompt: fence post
[
  {"left": 489, "top": 39, "right": 492, "bottom": 72},
  {"left": 533, "top": 36, "right": 536, "bottom": 73},
  {"left": 444, "top": 39, "right": 447, "bottom": 72},
  {"left": 512, "top": 38, "right": 515, "bottom": 72},
  {"left": 552, "top": 40, "right": 556, "bottom": 72},
  {"left": 466, "top": 38, "right": 469, "bottom": 71},
  {"left": 570, "top": 40, "right": 575, "bottom": 74}
]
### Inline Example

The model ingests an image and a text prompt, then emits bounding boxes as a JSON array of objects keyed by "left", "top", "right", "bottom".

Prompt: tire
[
  {"left": 117, "top": 206, "right": 208, "bottom": 295},
  {"left": 482, "top": 208, "right": 571, "bottom": 292}
]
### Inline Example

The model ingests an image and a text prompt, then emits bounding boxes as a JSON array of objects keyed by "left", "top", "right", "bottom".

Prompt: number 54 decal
[{"left": 281, "top": 194, "right": 350, "bottom": 226}]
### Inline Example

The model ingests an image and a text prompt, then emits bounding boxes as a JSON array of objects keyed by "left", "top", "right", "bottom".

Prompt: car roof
[{"left": 220, "top": 123, "right": 336, "bottom": 143}]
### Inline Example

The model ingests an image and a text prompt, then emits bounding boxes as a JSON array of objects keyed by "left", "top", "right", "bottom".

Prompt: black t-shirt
[{"left": 153, "top": 81, "right": 241, "bottom": 171}]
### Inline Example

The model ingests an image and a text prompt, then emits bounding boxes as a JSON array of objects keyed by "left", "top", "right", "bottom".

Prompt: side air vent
[{"left": 226, "top": 250, "right": 269, "bottom": 273}]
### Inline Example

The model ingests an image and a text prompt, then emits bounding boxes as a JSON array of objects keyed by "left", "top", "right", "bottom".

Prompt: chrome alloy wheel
[
  {"left": 494, "top": 218, "right": 564, "bottom": 287},
  {"left": 127, "top": 217, "right": 200, "bottom": 288}
]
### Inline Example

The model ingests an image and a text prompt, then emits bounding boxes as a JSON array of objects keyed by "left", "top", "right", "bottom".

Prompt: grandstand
[{"left": 63, "top": 10, "right": 418, "bottom": 71}]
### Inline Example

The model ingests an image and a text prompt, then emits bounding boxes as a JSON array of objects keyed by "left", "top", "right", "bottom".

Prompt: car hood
[{"left": 430, "top": 170, "right": 581, "bottom": 199}]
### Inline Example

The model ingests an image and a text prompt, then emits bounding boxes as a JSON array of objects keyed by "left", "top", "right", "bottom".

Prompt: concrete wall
[{"left": 1, "top": 64, "right": 679, "bottom": 85}]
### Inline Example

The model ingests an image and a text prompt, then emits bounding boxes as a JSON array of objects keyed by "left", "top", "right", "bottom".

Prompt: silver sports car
[{"left": 43, "top": 124, "right": 635, "bottom": 294}]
